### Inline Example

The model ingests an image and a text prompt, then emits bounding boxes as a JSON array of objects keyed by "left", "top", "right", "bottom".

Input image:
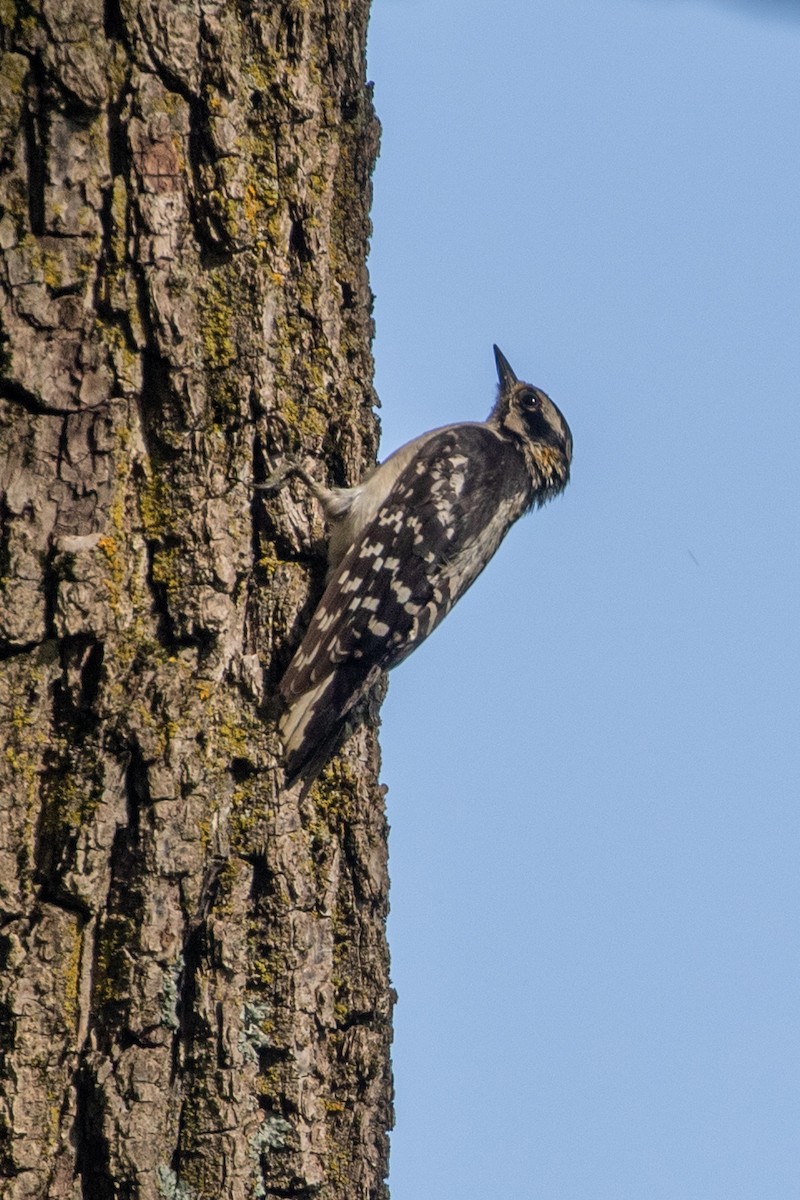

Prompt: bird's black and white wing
[{"left": 279, "top": 424, "right": 532, "bottom": 783}]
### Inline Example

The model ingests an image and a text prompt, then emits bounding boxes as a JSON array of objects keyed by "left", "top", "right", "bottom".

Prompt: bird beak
[{"left": 493, "top": 345, "right": 518, "bottom": 390}]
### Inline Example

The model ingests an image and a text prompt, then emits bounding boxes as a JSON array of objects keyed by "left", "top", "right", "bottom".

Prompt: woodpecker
[{"left": 266, "top": 346, "right": 572, "bottom": 785}]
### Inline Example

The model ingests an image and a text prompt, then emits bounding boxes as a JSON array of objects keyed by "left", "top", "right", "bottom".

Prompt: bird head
[{"left": 491, "top": 345, "right": 572, "bottom": 487}]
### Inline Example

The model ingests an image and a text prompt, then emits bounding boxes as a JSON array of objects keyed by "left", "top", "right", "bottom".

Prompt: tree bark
[{"left": 0, "top": 2, "right": 391, "bottom": 1197}]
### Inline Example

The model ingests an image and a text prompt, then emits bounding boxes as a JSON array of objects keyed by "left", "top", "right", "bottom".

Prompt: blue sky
[{"left": 366, "top": 1, "right": 800, "bottom": 1197}]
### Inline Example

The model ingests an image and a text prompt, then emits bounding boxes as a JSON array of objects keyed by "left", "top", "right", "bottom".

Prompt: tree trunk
[{"left": 0, "top": 2, "right": 391, "bottom": 1197}]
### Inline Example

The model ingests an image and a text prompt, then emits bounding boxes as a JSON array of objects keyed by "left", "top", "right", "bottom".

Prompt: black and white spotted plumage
[{"left": 275, "top": 346, "right": 572, "bottom": 785}]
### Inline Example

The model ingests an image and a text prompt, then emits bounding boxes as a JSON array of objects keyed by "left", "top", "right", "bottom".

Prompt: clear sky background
[{"left": 366, "top": 1, "right": 800, "bottom": 1197}]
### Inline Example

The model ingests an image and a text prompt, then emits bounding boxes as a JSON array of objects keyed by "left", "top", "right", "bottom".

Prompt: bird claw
[{"left": 254, "top": 458, "right": 306, "bottom": 495}]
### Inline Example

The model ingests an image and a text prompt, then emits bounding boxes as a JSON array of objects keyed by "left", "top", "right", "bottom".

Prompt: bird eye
[{"left": 521, "top": 388, "right": 540, "bottom": 409}]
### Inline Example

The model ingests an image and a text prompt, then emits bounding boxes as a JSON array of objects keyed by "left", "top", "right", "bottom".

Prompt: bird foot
[{"left": 254, "top": 458, "right": 314, "bottom": 495}]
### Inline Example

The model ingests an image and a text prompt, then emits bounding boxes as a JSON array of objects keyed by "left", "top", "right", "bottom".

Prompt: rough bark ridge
[{"left": 0, "top": 1, "right": 391, "bottom": 1197}]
